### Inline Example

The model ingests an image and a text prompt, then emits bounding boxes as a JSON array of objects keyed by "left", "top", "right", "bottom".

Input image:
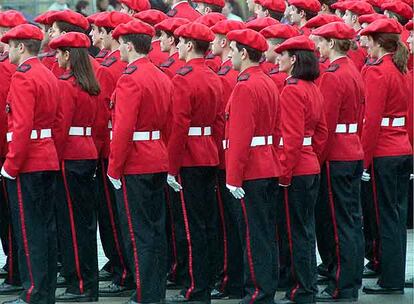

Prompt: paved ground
[{"left": 0, "top": 230, "right": 412, "bottom": 304}]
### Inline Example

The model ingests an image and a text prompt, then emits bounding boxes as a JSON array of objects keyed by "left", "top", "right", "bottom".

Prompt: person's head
[
  {"left": 406, "top": 21, "right": 413, "bottom": 53},
  {"left": 155, "top": 17, "right": 189, "bottom": 53},
  {"left": 275, "top": 35, "right": 319, "bottom": 79},
  {"left": 254, "top": 0, "right": 285, "bottom": 20},
  {"left": 76, "top": 0, "right": 90, "bottom": 16},
  {"left": 48, "top": 10, "right": 89, "bottom": 39},
  {"left": 341, "top": 2, "right": 374, "bottom": 29},
  {"left": 227, "top": 28, "right": 267, "bottom": 70},
  {"left": 193, "top": 0, "right": 224, "bottom": 14},
  {"left": 95, "top": 11, "right": 133, "bottom": 49},
  {"left": 210, "top": 19, "right": 245, "bottom": 58},
  {"left": 381, "top": 2, "right": 412, "bottom": 26},
  {"left": 313, "top": 21, "right": 355, "bottom": 58},
  {"left": 0, "top": 10, "right": 27, "bottom": 51},
  {"left": 134, "top": 9, "right": 168, "bottom": 38},
  {"left": 318, "top": 0, "right": 336, "bottom": 14},
  {"left": 118, "top": 0, "right": 151, "bottom": 15},
  {"left": 97, "top": 0, "right": 110, "bottom": 11},
  {"left": 361, "top": 18, "right": 409, "bottom": 73},
  {"left": 260, "top": 24, "right": 299, "bottom": 62},
  {"left": 288, "top": 0, "right": 320, "bottom": 25}
]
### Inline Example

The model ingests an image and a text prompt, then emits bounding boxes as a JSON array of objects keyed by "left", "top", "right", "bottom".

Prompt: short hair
[
  {"left": 387, "top": 11, "right": 409, "bottom": 26},
  {"left": 11, "top": 39, "right": 42, "bottom": 55},
  {"left": 164, "top": 30, "right": 180, "bottom": 45},
  {"left": 267, "top": 9, "right": 284, "bottom": 21},
  {"left": 205, "top": 3, "right": 223, "bottom": 12},
  {"left": 55, "top": 21, "right": 86, "bottom": 34},
  {"left": 295, "top": 6, "right": 318, "bottom": 20},
  {"left": 324, "top": 37, "right": 352, "bottom": 54},
  {"left": 184, "top": 38, "right": 210, "bottom": 55},
  {"left": 122, "top": 33, "right": 152, "bottom": 54},
  {"left": 288, "top": 49, "right": 319, "bottom": 81},
  {"left": 319, "top": 0, "right": 336, "bottom": 13},
  {"left": 268, "top": 37, "right": 286, "bottom": 46},
  {"left": 235, "top": 42, "right": 262, "bottom": 62},
  {"left": 99, "top": 26, "right": 114, "bottom": 35}
]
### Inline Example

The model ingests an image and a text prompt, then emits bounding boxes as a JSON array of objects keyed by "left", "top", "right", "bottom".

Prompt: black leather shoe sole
[
  {"left": 56, "top": 294, "right": 98, "bottom": 302},
  {"left": 0, "top": 287, "right": 24, "bottom": 295},
  {"left": 99, "top": 289, "right": 133, "bottom": 297},
  {"left": 362, "top": 287, "right": 403, "bottom": 295},
  {"left": 316, "top": 296, "right": 357, "bottom": 302}
]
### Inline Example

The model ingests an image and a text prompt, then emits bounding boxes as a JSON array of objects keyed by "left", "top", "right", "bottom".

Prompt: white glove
[
  {"left": 226, "top": 184, "right": 245, "bottom": 199},
  {"left": 361, "top": 169, "right": 371, "bottom": 182},
  {"left": 1, "top": 167, "right": 15, "bottom": 180},
  {"left": 167, "top": 174, "right": 182, "bottom": 192},
  {"left": 410, "top": 174, "right": 413, "bottom": 180},
  {"left": 107, "top": 174, "right": 122, "bottom": 190}
]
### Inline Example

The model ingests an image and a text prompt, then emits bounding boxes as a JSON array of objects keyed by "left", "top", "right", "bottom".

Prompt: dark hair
[
  {"left": 60, "top": 47, "right": 101, "bottom": 95},
  {"left": 319, "top": 0, "right": 336, "bottom": 13},
  {"left": 99, "top": 26, "right": 114, "bottom": 35},
  {"left": 76, "top": 0, "right": 89, "bottom": 15},
  {"left": 184, "top": 38, "right": 210, "bottom": 54},
  {"left": 56, "top": 21, "right": 86, "bottom": 34},
  {"left": 288, "top": 49, "right": 319, "bottom": 80},
  {"left": 268, "top": 37, "right": 286, "bottom": 46},
  {"left": 235, "top": 42, "right": 262, "bottom": 62},
  {"left": 204, "top": 3, "right": 223, "bottom": 12},
  {"left": 12, "top": 39, "right": 42, "bottom": 55},
  {"left": 259, "top": 5, "right": 284, "bottom": 21},
  {"left": 372, "top": 6, "right": 383, "bottom": 14},
  {"left": 122, "top": 33, "right": 152, "bottom": 54},
  {"left": 164, "top": 30, "right": 180, "bottom": 45},
  {"left": 324, "top": 37, "right": 353, "bottom": 54},
  {"left": 371, "top": 32, "right": 408, "bottom": 73},
  {"left": 295, "top": 6, "right": 318, "bottom": 21},
  {"left": 387, "top": 11, "right": 409, "bottom": 26}
]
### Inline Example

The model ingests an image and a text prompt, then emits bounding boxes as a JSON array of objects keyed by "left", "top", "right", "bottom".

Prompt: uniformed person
[
  {"left": 288, "top": 0, "right": 321, "bottom": 37},
  {"left": 254, "top": 0, "right": 286, "bottom": 21},
  {"left": 34, "top": 11, "right": 59, "bottom": 70},
  {"left": 87, "top": 12, "right": 110, "bottom": 63},
  {"left": 0, "top": 23, "right": 60, "bottom": 304}
]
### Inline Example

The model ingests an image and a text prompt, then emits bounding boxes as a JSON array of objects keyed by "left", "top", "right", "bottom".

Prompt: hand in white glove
[
  {"left": 107, "top": 174, "right": 122, "bottom": 190},
  {"left": 361, "top": 169, "right": 370, "bottom": 182},
  {"left": 226, "top": 184, "right": 245, "bottom": 199},
  {"left": 1, "top": 167, "right": 15, "bottom": 180},
  {"left": 410, "top": 174, "right": 413, "bottom": 180},
  {"left": 167, "top": 174, "right": 182, "bottom": 192}
]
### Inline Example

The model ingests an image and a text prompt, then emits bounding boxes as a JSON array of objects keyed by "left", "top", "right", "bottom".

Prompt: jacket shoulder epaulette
[
  {"left": 160, "top": 57, "right": 175, "bottom": 68},
  {"left": 218, "top": 65, "right": 231, "bottom": 76},
  {"left": 17, "top": 64, "right": 31, "bottom": 73},
  {"left": 96, "top": 50, "right": 109, "bottom": 59},
  {"left": 367, "top": 58, "right": 383, "bottom": 66},
  {"left": 123, "top": 65, "right": 137, "bottom": 74},
  {"left": 269, "top": 66, "right": 279, "bottom": 75},
  {"left": 286, "top": 77, "right": 298, "bottom": 85},
  {"left": 176, "top": 66, "right": 193, "bottom": 76},
  {"left": 59, "top": 71, "right": 74, "bottom": 80},
  {"left": 205, "top": 53, "right": 215, "bottom": 60},
  {"left": 237, "top": 73, "right": 250, "bottom": 81},
  {"left": 326, "top": 63, "right": 339, "bottom": 72},
  {"left": 101, "top": 56, "right": 117, "bottom": 67},
  {"left": 319, "top": 57, "right": 328, "bottom": 64},
  {"left": 0, "top": 53, "right": 8, "bottom": 62}
]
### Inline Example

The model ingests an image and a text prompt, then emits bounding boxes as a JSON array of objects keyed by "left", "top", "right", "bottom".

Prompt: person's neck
[
  {"left": 329, "top": 51, "right": 346, "bottom": 63},
  {"left": 239, "top": 60, "right": 259, "bottom": 74},
  {"left": 169, "top": 47, "right": 177, "bottom": 56},
  {"left": 18, "top": 53, "right": 35, "bottom": 66},
  {"left": 128, "top": 52, "right": 146, "bottom": 64},
  {"left": 110, "top": 42, "right": 120, "bottom": 52},
  {"left": 353, "top": 23, "right": 361, "bottom": 32},
  {"left": 377, "top": 49, "right": 390, "bottom": 59},
  {"left": 221, "top": 48, "right": 230, "bottom": 62},
  {"left": 185, "top": 52, "right": 203, "bottom": 62},
  {"left": 299, "top": 18, "right": 307, "bottom": 28}
]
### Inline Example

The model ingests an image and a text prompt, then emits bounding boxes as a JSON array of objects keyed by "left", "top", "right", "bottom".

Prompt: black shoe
[
  {"left": 165, "top": 294, "right": 210, "bottom": 304},
  {"left": 0, "top": 283, "right": 24, "bottom": 295},
  {"left": 317, "top": 263, "right": 330, "bottom": 278},
  {"left": 99, "top": 283, "right": 134, "bottom": 297},
  {"left": 316, "top": 274, "right": 329, "bottom": 284},
  {"left": 0, "top": 267, "right": 7, "bottom": 278},
  {"left": 56, "top": 291, "right": 98, "bottom": 302},
  {"left": 405, "top": 277, "right": 414, "bottom": 288},
  {"left": 166, "top": 280, "right": 182, "bottom": 290},
  {"left": 56, "top": 273, "right": 68, "bottom": 287},
  {"left": 315, "top": 289, "right": 357, "bottom": 302},
  {"left": 2, "top": 299, "right": 28, "bottom": 304},
  {"left": 362, "top": 284, "right": 403, "bottom": 295},
  {"left": 274, "top": 297, "right": 296, "bottom": 304},
  {"left": 99, "top": 268, "right": 113, "bottom": 281},
  {"left": 362, "top": 265, "right": 379, "bottom": 278}
]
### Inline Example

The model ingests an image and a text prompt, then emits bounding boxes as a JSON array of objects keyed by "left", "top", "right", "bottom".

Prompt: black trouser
[
  {"left": 280, "top": 174, "right": 319, "bottom": 304},
  {"left": 276, "top": 187, "right": 291, "bottom": 290},
  {"left": 238, "top": 178, "right": 278, "bottom": 304},
  {"left": 6, "top": 171, "right": 58, "bottom": 304},
  {"left": 0, "top": 177, "right": 20, "bottom": 286},
  {"left": 114, "top": 172, "right": 168, "bottom": 303},
  {"left": 176, "top": 166, "right": 218, "bottom": 301},
  {"left": 319, "top": 161, "right": 364, "bottom": 299},
  {"left": 57, "top": 160, "right": 98, "bottom": 297},
  {"left": 214, "top": 170, "right": 243, "bottom": 297},
  {"left": 96, "top": 159, "right": 131, "bottom": 286},
  {"left": 372, "top": 155, "right": 412, "bottom": 289}
]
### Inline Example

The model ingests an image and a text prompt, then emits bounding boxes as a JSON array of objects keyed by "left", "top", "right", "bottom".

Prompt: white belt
[
  {"left": 222, "top": 135, "right": 273, "bottom": 150},
  {"left": 68, "top": 127, "right": 92, "bottom": 136},
  {"left": 109, "top": 130, "right": 161, "bottom": 141},
  {"left": 279, "top": 137, "right": 312, "bottom": 146},
  {"left": 381, "top": 117, "right": 405, "bottom": 127},
  {"left": 108, "top": 120, "right": 112, "bottom": 129},
  {"left": 335, "top": 123, "right": 358, "bottom": 134},
  {"left": 188, "top": 126, "right": 211, "bottom": 136},
  {"left": 6, "top": 129, "right": 52, "bottom": 143}
]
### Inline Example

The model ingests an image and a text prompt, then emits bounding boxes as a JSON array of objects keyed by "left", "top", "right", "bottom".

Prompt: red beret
[
  {"left": 364, "top": 0, "right": 386, "bottom": 9},
  {"left": 274, "top": 35, "right": 315, "bottom": 53},
  {"left": 254, "top": 0, "right": 286, "bottom": 13},
  {"left": 312, "top": 21, "right": 356, "bottom": 39},
  {"left": 0, "top": 10, "right": 27, "bottom": 28},
  {"left": 134, "top": 9, "right": 168, "bottom": 25},
  {"left": 47, "top": 10, "right": 89, "bottom": 30},
  {"left": 342, "top": 1, "right": 375, "bottom": 15},
  {"left": 260, "top": 24, "right": 300, "bottom": 39},
  {"left": 118, "top": 0, "right": 151, "bottom": 11},
  {"left": 246, "top": 17, "right": 279, "bottom": 32},
  {"left": 49, "top": 32, "right": 91, "bottom": 49},
  {"left": 227, "top": 29, "right": 268, "bottom": 51},
  {"left": 358, "top": 13, "right": 387, "bottom": 25},
  {"left": 34, "top": 10, "right": 56, "bottom": 25},
  {"left": 94, "top": 11, "right": 133, "bottom": 28},
  {"left": 381, "top": 1, "right": 413, "bottom": 20},
  {"left": 401, "top": 0, "right": 413, "bottom": 6},
  {"left": 192, "top": 0, "right": 225, "bottom": 7},
  {"left": 196, "top": 13, "right": 226, "bottom": 27},
  {"left": 112, "top": 19, "right": 155, "bottom": 39},
  {"left": 289, "top": 0, "right": 321, "bottom": 13},
  {"left": 406, "top": 20, "right": 413, "bottom": 31},
  {"left": 174, "top": 22, "right": 215, "bottom": 42},
  {"left": 155, "top": 18, "right": 190, "bottom": 33},
  {"left": 305, "top": 14, "right": 343, "bottom": 29},
  {"left": 210, "top": 19, "right": 245, "bottom": 35},
  {"left": 1, "top": 24, "right": 43, "bottom": 44},
  {"left": 360, "top": 18, "right": 403, "bottom": 35}
]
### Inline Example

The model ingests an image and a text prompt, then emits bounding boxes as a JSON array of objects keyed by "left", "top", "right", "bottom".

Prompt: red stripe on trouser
[
  {"left": 216, "top": 180, "right": 229, "bottom": 291},
  {"left": 165, "top": 187, "right": 178, "bottom": 279},
  {"left": 177, "top": 175, "right": 195, "bottom": 299},
  {"left": 283, "top": 188, "right": 299, "bottom": 301},
  {"left": 61, "top": 162, "right": 84, "bottom": 293},
  {"left": 326, "top": 162, "right": 341, "bottom": 297},
  {"left": 370, "top": 168, "right": 381, "bottom": 268},
  {"left": 100, "top": 159, "right": 127, "bottom": 284},
  {"left": 240, "top": 198, "right": 259, "bottom": 304},
  {"left": 121, "top": 176, "right": 142, "bottom": 302},
  {"left": 3, "top": 179, "right": 13, "bottom": 283},
  {"left": 16, "top": 177, "right": 35, "bottom": 302}
]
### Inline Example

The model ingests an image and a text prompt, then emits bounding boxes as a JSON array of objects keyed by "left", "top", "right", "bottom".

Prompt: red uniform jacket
[
  {"left": 168, "top": 58, "right": 222, "bottom": 175},
  {"left": 108, "top": 58, "right": 172, "bottom": 178},
  {"left": 318, "top": 57, "right": 364, "bottom": 162},
  {"left": 260, "top": 59, "right": 275, "bottom": 74},
  {"left": 279, "top": 77, "right": 328, "bottom": 185},
  {"left": 205, "top": 51, "right": 222, "bottom": 73},
  {"left": 149, "top": 40, "right": 169, "bottom": 67},
  {"left": 268, "top": 64, "right": 287, "bottom": 92},
  {"left": 4, "top": 58, "right": 59, "bottom": 177},
  {"left": 39, "top": 48, "right": 58, "bottom": 71},
  {"left": 160, "top": 52, "right": 185, "bottom": 79},
  {"left": 95, "top": 49, "right": 110, "bottom": 63},
  {"left": 406, "top": 70, "right": 413, "bottom": 147},
  {"left": 347, "top": 46, "right": 367, "bottom": 71},
  {"left": 54, "top": 72, "right": 98, "bottom": 160},
  {"left": 166, "top": 1, "right": 201, "bottom": 21},
  {"left": 225, "top": 66, "right": 281, "bottom": 186},
  {"left": 361, "top": 54, "right": 412, "bottom": 168}
]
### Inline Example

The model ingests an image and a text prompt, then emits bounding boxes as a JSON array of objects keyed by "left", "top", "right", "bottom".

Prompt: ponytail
[
  {"left": 393, "top": 40, "right": 408, "bottom": 74},
  {"left": 372, "top": 32, "right": 409, "bottom": 74}
]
